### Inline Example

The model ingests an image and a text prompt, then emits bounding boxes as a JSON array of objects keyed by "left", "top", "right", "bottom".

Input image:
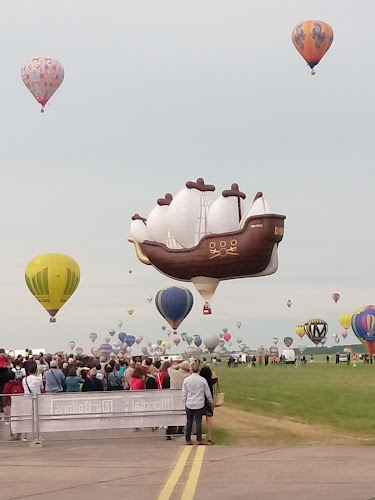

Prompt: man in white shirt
[
  {"left": 181, "top": 362, "right": 213, "bottom": 445},
  {"left": 22, "top": 362, "right": 43, "bottom": 394}
]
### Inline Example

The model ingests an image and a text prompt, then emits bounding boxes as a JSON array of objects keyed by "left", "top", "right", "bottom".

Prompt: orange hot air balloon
[{"left": 292, "top": 20, "right": 334, "bottom": 75}]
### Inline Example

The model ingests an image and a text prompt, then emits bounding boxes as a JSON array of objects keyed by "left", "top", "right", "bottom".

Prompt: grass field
[{"left": 212, "top": 361, "right": 375, "bottom": 444}]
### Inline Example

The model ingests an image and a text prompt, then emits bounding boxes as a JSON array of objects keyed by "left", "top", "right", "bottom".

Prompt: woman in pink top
[{"left": 129, "top": 366, "right": 145, "bottom": 390}]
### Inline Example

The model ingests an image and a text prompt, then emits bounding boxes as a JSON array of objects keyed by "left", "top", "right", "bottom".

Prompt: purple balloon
[
  {"left": 332, "top": 293, "right": 340, "bottom": 303},
  {"left": 99, "top": 343, "right": 112, "bottom": 354}
]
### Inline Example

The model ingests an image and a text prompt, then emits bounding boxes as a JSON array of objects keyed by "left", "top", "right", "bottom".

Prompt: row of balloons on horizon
[{"left": 20, "top": 21, "right": 333, "bottom": 113}]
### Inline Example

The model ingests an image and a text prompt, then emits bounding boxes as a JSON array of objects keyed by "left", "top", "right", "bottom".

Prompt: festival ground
[{"left": 2, "top": 431, "right": 375, "bottom": 500}]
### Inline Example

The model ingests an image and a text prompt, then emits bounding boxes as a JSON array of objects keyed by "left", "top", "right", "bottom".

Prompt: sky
[{"left": 0, "top": 0, "right": 373, "bottom": 353}]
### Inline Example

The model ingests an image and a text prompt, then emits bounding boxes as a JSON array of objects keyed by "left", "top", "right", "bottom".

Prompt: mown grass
[{"left": 215, "top": 361, "right": 375, "bottom": 438}]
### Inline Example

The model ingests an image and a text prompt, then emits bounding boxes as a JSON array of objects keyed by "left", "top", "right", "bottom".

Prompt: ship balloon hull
[{"left": 129, "top": 214, "right": 285, "bottom": 282}]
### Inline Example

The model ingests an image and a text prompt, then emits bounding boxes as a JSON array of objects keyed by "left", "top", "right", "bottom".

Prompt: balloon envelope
[
  {"left": 126, "top": 335, "right": 136, "bottom": 347},
  {"left": 69, "top": 341, "right": 75, "bottom": 350},
  {"left": 105, "top": 337, "right": 110, "bottom": 343},
  {"left": 287, "top": 299, "right": 292, "bottom": 308},
  {"left": 118, "top": 332, "right": 127, "bottom": 343},
  {"left": 21, "top": 57, "right": 64, "bottom": 111},
  {"left": 339, "top": 314, "right": 351, "bottom": 330},
  {"left": 203, "top": 334, "right": 220, "bottom": 353},
  {"left": 236, "top": 322, "right": 242, "bottom": 329},
  {"left": 236, "top": 338, "right": 243, "bottom": 344},
  {"left": 186, "top": 336, "right": 193, "bottom": 345},
  {"left": 304, "top": 319, "right": 328, "bottom": 346},
  {"left": 91, "top": 347, "right": 100, "bottom": 356},
  {"left": 155, "top": 286, "right": 194, "bottom": 330},
  {"left": 194, "top": 336, "right": 202, "bottom": 347},
  {"left": 147, "top": 296, "right": 153, "bottom": 303},
  {"left": 284, "top": 337, "right": 293, "bottom": 348},
  {"left": 25, "top": 253, "right": 80, "bottom": 322},
  {"left": 117, "top": 320, "right": 123, "bottom": 327},
  {"left": 332, "top": 293, "right": 340, "bottom": 303},
  {"left": 173, "top": 338, "right": 181, "bottom": 346},
  {"left": 136, "top": 335, "right": 144, "bottom": 344},
  {"left": 223, "top": 333, "right": 231, "bottom": 342},
  {"left": 89, "top": 332, "right": 98, "bottom": 343},
  {"left": 272, "top": 337, "right": 279, "bottom": 345},
  {"left": 109, "top": 329, "right": 115, "bottom": 337},
  {"left": 99, "top": 343, "right": 112, "bottom": 354},
  {"left": 127, "top": 307, "right": 134, "bottom": 315},
  {"left": 291, "top": 20, "right": 334, "bottom": 74},
  {"left": 295, "top": 325, "right": 305, "bottom": 338},
  {"left": 351, "top": 306, "right": 375, "bottom": 354},
  {"left": 75, "top": 347, "right": 83, "bottom": 354}
]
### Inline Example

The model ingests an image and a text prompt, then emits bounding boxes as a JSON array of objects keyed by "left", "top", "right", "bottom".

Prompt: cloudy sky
[{"left": 0, "top": 0, "right": 372, "bottom": 353}]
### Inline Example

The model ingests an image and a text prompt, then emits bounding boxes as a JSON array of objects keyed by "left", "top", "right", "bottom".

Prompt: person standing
[
  {"left": 182, "top": 362, "right": 213, "bottom": 445},
  {"left": 200, "top": 365, "right": 218, "bottom": 445},
  {"left": 326, "top": 355, "right": 329, "bottom": 363},
  {"left": 43, "top": 360, "right": 65, "bottom": 393},
  {"left": 165, "top": 361, "right": 191, "bottom": 440}
]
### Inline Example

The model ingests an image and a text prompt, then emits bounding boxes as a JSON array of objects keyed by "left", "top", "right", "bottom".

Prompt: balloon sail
[
  {"left": 351, "top": 306, "right": 375, "bottom": 354},
  {"left": 304, "top": 319, "right": 328, "bottom": 346},
  {"left": 21, "top": 57, "right": 64, "bottom": 112},
  {"left": 155, "top": 286, "right": 193, "bottom": 330},
  {"left": 129, "top": 179, "right": 286, "bottom": 315},
  {"left": 89, "top": 332, "right": 98, "bottom": 343},
  {"left": 295, "top": 325, "right": 305, "bottom": 338},
  {"left": 291, "top": 21, "right": 334, "bottom": 75},
  {"left": 25, "top": 253, "right": 80, "bottom": 322},
  {"left": 284, "top": 337, "right": 293, "bottom": 348}
]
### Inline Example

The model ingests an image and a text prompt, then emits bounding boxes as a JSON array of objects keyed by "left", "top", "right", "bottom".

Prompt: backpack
[
  {"left": 14, "top": 368, "right": 23, "bottom": 380},
  {"left": 11, "top": 381, "right": 23, "bottom": 394}
]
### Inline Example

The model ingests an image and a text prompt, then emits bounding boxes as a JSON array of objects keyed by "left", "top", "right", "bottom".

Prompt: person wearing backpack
[
  {"left": 43, "top": 360, "right": 66, "bottom": 393},
  {"left": 12, "top": 363, "right": 26, "bottom": 381},
  {"left": 108, "top": 363, "right": 124, "bottom": 391}
]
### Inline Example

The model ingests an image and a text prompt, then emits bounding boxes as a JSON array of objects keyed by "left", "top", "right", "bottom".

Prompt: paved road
[{"left": 1, "top": 428, "right": 375, "bottom": 500}]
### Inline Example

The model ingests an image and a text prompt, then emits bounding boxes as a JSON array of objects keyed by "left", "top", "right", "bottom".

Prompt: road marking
[
  {"left": 157, "top": 446, "right": 192, "bottom": 500},
  {"left": 180, "top": 446, "right": 206, "bottom": 500}
]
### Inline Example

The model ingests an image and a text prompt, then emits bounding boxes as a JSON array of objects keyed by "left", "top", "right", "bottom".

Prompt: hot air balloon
[
  {"left": 129, "top": 270, "right": 133, "bottom": 274},
  {"left": 166, "top": 330, "right": 172, "bottom": 337},
  {"left": 147, "top": 296, "right": 153, "bottom": 303},
  {"left": 89, "top": 332, "right": 98, "bottom": 343},
  {"left": 298, "top": 344, "right": 306, "bottom": 354},
  {"left": 118, "top": 332, "right": 127, "bottom": 343},
  {"left": 295, "top": 325, "right": 305, "bottom": 338},
  {"left": 320, "top": 338, "right": 327, "bottom": 345},
  {"left": 351, "top": 306, "right": 375, "bottom": 354},
  {"left": 304, "top": 319, "right": 328, "bottom": 346},
  {"left": 147, "top": 341, "right": 152, "bottom": 347},
  {"left": 194, "top": 336, "right": 202, "bottom": 347},
  {"left": 109, "top": 329, "right": 115, "bottom": 337},
  {"left": 223, "top": 333, "right": 231, "bottom": 342},
  {"left": 335, "top": 337, "right": 340, "bottom": 344},
  {"left": 173, "top": 338, "right": 181, "bottom": 347},
  {"left": 136, "top": 335, "right": 144, "bottom": 344},
  {"left": 127, "top": 307, "right": 134, "bottom": 316},
  {"left": 342, "top": 331, "right": 348, "bottom": 339},
  {"left": 284, "top": 337, "right": 293, "bottom": 348},
  {"left": 181, "top": 332, "right": 187, "bottom": 342},
  {"left": 186, "top": 336, "right": 193, "bottom": 346},
  {"left": 25, "top": 253, "right": 80, "bottom": 322},
  {"left": 104, "top": 337, "right": 111, "bottom": 343},
  {"left": 332, "top": 293, "right": 340, "bottom": 303},
  {"left": 99, "top": 343, "right": 112, "bottom": 355},
  {"left": 91, "top": 347, "right": 100, "bottom": 356},
  {"left": 129, "top": 180, "right": 286, "bottom": 315},
  {"left": 69, "top": 341, "right": 75, "bottom": 350},
  {"left": 113, "top": 341, "right": 122, "bottom": 348},
  {"left": 203, "top": 334, "right": 219, "bottom": 353},
  {"left": 155, "top": 286, "right": 194, "bottom": 330},
  {"left": 161, "top": 326, "right": 167, "bottom": 331},
  {"left": 269, "top": 346, "right": 279, "bottom": 356},
  {"left": 272, "top": 337, "right": 279, "bottom": 345},
  {"left": 236, "top": 322, "right": 242, "bottom": 329},
  {"left": 291, "top": 21, "right": 334, "bottom": 75},
  {"left": 218, "top": 340, "right": 225, "bottom": 348},
  {"left": 126, "top": 335, "right": 136, "bottom": 347},
  {"left": 287, "top": 299, "right": 292, "bottom": 308},
  {"left": 141, "top": 347, "right": 149, "bottom": 356},
  {"left": 228, "top": 341, "right": 232, "bottom": 347},
  {"left": 21, "top": 57, "right": 64, "bottom": 112},
  {"left": 117, "top": 320, "right": 123, "bottom": 328},
  {"left": 339, "top": 314, "right": 351, "bottom": 331},
  {"left": 75, "top": 347, "right": 83, "bottom": 355}
]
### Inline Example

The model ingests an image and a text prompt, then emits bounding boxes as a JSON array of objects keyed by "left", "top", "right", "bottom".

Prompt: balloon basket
[
  {"left": 311, "top": 69, "right": 316, "bottom": 76},
  {"left": 50, "top": 318, "right": 56, "bottom": 323},
  {"left": 203, "top": 302, "right": 212, "bottom": 315},
  {"left": 41, "top": 108, "right": 45, "bottom": 113}
]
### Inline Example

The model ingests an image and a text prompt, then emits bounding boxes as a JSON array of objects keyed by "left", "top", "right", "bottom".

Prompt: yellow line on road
[
  {"left": 157, "top": 446, "right": 193, "bottom": 500},
  {"left": 180, "top": 446, "right": 206, "bottom": 500}
]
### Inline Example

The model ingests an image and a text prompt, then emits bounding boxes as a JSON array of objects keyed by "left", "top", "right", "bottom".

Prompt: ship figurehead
[{"left": 129, "top": 178, "right": 286, "bottom": 314}]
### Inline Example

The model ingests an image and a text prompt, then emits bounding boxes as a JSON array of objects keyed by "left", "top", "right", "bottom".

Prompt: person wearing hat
[{"left": 43, "top": 360, "right": 66, "bottom": 393}]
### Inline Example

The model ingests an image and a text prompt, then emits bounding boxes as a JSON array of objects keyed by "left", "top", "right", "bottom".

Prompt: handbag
[{"left": 213, "top": 380, "right": 225, "bottom": 407}]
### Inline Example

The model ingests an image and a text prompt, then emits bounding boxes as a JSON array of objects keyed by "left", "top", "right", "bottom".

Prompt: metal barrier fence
[{"left": 1, "top": 390, "right": 185, "bottom": 447}]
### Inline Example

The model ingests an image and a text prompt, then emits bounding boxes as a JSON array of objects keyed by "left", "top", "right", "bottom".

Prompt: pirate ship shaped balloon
[{"left": 129, "top": 178, "right": 286, "bottom": 314}]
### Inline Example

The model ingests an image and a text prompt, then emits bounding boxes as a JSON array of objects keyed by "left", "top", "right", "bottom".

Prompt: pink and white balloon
[{"left": 21, "top": 57, "right": 64, "bottom": 112}]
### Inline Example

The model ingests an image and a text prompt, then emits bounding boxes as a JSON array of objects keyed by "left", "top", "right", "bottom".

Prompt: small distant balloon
[
  {"left": 223, "top": 333, "right": 231, "bottom": 342},
  {"left": 117, "top": 320, "right": 123, "bottom": 328},
  {"left": 166, "top": 330, "right": 172, "bottom": 337},
  {"left": 173, "top": 338, "right": 181, "bottom": 347},
  {"left": 126, "top": 335, "right": 136, "bottom": 347},
  {"left": 75, "top": 347, "right": 83, "bottom": 355},
  {"left": 194, "top": 336, "right": 202, "bottom": 347},
  {"left": 141, "top": 347, "right": 149, "bottom": 355},
  {"left": 136, "top": 335, "right": 144, "bottom": 344},
  {"left": 218, "top": 340, "right": 225, "bottom": 348},
  {"left": 162, "top": 326, "right": 167, "bottom": 331},
  {"left": 157, "top": 339, "right": 162, "bottom": 346},
  {"left": 147, "top": 341, "right": 152, "bottom": 347},
  {"left": 284, "top": 337, "right": 293, "bottom": 348},
  {"left": 89, "top": 332, "right": 98, "bottom": 343},
  {"left": 109, "top": 329, "right": 115, "bottom": 337},
  {"left": 332, "top": 293, "right": 340, "bottom": 303},
  {"left": 127, "top": 307, "right": 134, "bottom": 315},
  {"left": 69, "top": 341, "right": 75, "bottom": 350},
  {"left": 223, "top": 328, "right": 228, "bottom": 333},
  {"left": 105, "top": 337, "right": 110, "bottom": 343},
  {"left": 129, "top": 269, "right": 133, "bottom": 274},
  {"left": 287, "top": 299, "right": 292, "bottom": 308},
  {"left": 272, "top": 337, "right": 279, "bottom": 345},
  {"left": 236, "top": 322, "right": 242, "bottom": 329},
  {"left": 91, "top": 347, "right": 100, "bottom": 356},
  {"left": 342, "top": 331, "right": 348, "bottom": 339},
  {"left": 339, "top": 314, "right": 351, "bottom": 331},
  {"left": 236, "top": 338, "right": 243, "bottom": 344},
  {"left": 186, "top": 336, "right": 193, "bottom": 345},
  {"left": 147, "top": 296, "right": 153, "bottom": 303}
]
